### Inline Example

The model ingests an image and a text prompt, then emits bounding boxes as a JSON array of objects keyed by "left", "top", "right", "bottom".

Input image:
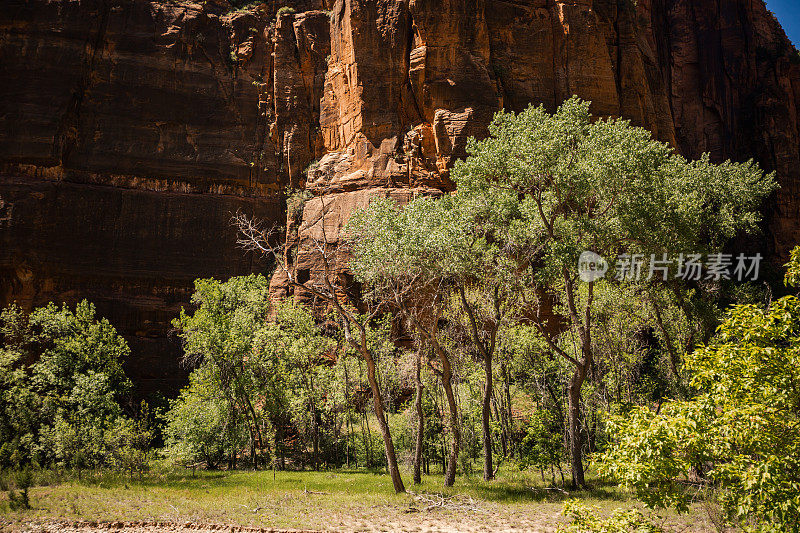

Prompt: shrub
[
  {"left": 1, "top": 469, "right": 33, "bottom": 511},
  {"left": 557, "top": 499, "right": 662, "bottom": 533},
  {"left": 599, "top": 249, "right": 800, "bottom": 531},
  {"left": 162, "top": 367, "right": 236, "bottom": 469},
  {"left": 0, "top": 300, "right": 135, "bottom": 470},
  {"left": 518, "top": 409, "right": 565, "bottom": 483}
]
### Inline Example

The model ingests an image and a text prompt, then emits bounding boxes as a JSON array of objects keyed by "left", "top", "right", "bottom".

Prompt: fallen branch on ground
[{"left": 406, "top": 491, "right": 488, "bottom": 514}]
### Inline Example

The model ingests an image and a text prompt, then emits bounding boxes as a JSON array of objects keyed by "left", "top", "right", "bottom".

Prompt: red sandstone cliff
[{"left": 1, "top": 0, "right": 798, "bottom": 394}]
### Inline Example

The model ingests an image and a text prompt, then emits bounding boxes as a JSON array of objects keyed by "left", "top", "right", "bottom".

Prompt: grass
[{"left": 0, "top": 466, "right": 714, "bottom": 532}]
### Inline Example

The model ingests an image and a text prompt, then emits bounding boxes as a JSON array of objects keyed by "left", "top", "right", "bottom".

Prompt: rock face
[{"left": 1, "top": 0, "right": 798, "bottom": 394}]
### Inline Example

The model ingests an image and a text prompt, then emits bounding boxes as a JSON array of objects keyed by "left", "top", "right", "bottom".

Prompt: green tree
[
  {"left": 172, "top": 275, "right": 272, "bottom": 468},
  {"left": 599, "top": 247, "right": 800, "bottom": 532},
  {"left": 518, "top": 409, "right": 566, "bottom": 484},
  {"left": 234, "top": 208, "right": 407, "bottom": 492},
  {"left": 0, "top": 300, "right": 133, "bottom": 470},
  {"left": 452, "top": 96, "right": 776, "bottom": 486},
  {"left": 252, "top": 299, "right": 336, "bottom": 470},
  {"left": 163, "top": 365, "right": 240, "bottom": 469},
  {"left": 348, "top": 193, "right": 519, "bottom": 484},
  {"left": 348, "top": 195, "right": 468, "bottom": 486},
  {"left": 0, "top": 305, "right": 39, "bottom": 468}
]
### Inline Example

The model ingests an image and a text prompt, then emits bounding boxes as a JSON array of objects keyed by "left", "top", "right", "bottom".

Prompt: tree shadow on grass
[{"left": 460, "top": 478, "right": 626, "bottom": 505}]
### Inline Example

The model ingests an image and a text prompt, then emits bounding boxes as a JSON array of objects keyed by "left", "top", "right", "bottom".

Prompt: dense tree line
[{"left": 2, "top": 97, "right": 797, "bottom": 531}]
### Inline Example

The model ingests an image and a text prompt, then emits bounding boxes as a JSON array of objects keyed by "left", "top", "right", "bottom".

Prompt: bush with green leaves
[
  {"left": 0, "top": 469, "right": 33, "bottom": 511},
  {"left": 598, "top": 248, "right": 800, "bottom": 532},
  {"left": 169, "top": 276, "right": 354, "bottom": 471},
  {"left": 163, "top": 365, "right": 244, "bottom": 469},
  {"left": 0, "top": 300, "right": 134, "bottom": 470},
  {"left": 252, "top": 299, "right": 336, "bottom": 469},
  {"left": 557, "top": 499, "right": 662, "bottom": 533},
  {"left": 518, "top": 409, "right": 565, "bottom": 483}
]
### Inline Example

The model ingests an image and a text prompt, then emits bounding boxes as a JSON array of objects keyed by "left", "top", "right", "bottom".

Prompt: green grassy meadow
[{"left": 0, "top": 467, "right": 714, "bottom": 532}]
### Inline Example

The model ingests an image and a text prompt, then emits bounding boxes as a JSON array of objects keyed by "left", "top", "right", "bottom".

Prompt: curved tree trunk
[
  {"left": 458, "top": 285, "right": 500, "bottom": 482},
  {"left": 482, "top": 348, "right": 494, "bottom": 481},
  {"left": 560, "top": 274, "right": 592, "bottom": 489},
  {"left": 413, "top": 349, "right": 424, "bottom": 485},
  {"left": 439, "top": 352, "right": 460, "bottom": 487},
  {"left": 364, "top": 352, "right": 406, "bottom": 493}
]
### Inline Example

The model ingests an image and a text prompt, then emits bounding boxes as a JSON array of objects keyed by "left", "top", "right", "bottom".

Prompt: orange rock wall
[{"left": 1, "top": 0, "right": 798, "bottom": 393}]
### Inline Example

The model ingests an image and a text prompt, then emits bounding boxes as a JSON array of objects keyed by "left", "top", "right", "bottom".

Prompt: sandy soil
[{"left": 3, "top": 516, "right": 561, "bottom": 533}]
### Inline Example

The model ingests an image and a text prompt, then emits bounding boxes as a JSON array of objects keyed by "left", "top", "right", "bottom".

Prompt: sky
[{"left": 766, "top": 0, "right": 799, "bottom": 47}]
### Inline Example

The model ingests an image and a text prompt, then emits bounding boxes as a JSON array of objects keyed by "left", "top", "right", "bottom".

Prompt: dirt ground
[
  {"left": 6, "top": 522, "right": 320, "bottom": 533},
  {"left": 3, "top": 520, "right": 544, "bottom": 533}
]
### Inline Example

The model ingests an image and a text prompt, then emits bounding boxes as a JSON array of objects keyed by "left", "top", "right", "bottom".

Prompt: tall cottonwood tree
[
  {"left": 348, "top": 195, "right": 516, "bottom": 484},
  {"left": 451, "top": 96, "right": 776, "bottom": 487},
  {"left": 347, "top": 196, "right": 463, "bottom": 486},
  {"left": 173, "top": 275, "right": 272, "bottom": 468}
]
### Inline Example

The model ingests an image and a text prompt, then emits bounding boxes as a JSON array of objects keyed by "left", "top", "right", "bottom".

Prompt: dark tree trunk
[
  {"left": 567, "top": 372, "right": 585, "bottom": 488},
  {"left": 503, "top": 362, "right": 513, "bottom": 455},
  {"left": 311, "top": 403, "right": 319, "bottom": 470},
  {"left": 413, "top": 350, "right": 424, "bottom": 485},
  {"left": 561, "top": 275, "right": 592, "bottom": 489},
  {"left": 440, "top": 357, "right": 460, "bottom": 487},
  {"left": 365, "top": 352, "right": 406, "bottom": 493},
  {"left": 482, "top": 349, "right": 494, "bottom": 481}
]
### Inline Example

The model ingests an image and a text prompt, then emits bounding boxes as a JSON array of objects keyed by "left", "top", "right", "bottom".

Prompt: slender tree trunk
[
  {"left": 492, "top": 389, "right": 508, "bottom": 458},
  {"left": 274, "top": 424, "right": 284, "bottom": 471},
  {"left": 440, "top": 357, "right": 460, "bottom": 487},
  {"left": 567, "top": 371, "right": 585, "bottom": 488},
  {"left": 311, "top": 401, "right": 319, "bottom": 470},
  {"left": 413, "top": 349, "right": 424, "bottom": 484},
  {"left": 362, "top": 405, "right": 371, "bottom": 465},
  {"left": 344, "top": 361, "right": 352, "bottom": 469},
  {"left": 458, "top": 286, "right": 499, "bottom": 482},
  {"left": 410, "top": 311, "right": 459, "bottom": 487},
  {"left": 648, "top": 291, "right": 681, "bottom": 380},
  {"left": 561, "top": 275, "right": 593, "bottom": 489},
  {"left": 503, "top": 362, "right": 513, "bottom": 456},
  {"left": 482, "top": 348, "right": 494, "bottom": 481},
  {"left": 364, "top": 351, "right": 406, "bottom": 493}
]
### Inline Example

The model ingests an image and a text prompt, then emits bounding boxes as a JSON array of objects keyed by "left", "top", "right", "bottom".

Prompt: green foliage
[
  {"left": 454, "top": 96, "right": 776, "bottom": 281},
  {"left": 276, "top": 6, "right": 296, "bottom": 17},
  {"left": 599, "top": 276, "right": 800, "bottom": 531},
  {"left": 518, "top": 409, "right": 564, "bottom": 477},
  {"left": 448, "top": 95, "right": 775, "bottom": 486},
  {"left": 169, "top": 277, "right": 351, "bottom": 470},
  {"left": 163, "top": 366, "right": 240, "bottom": 468},
  {"left": 286, "top": 187, "right": 312, "bottom": 220},
  {"left": 557, "top": 499, "right": 662, "bottom": 533},
  {"left": 105, "top": 402, "right": 156, "bottom": 478},
  {"left": 171, "top": 275, "right": 272, "bottom": 467},
  {"left": 348, "top": 194, "right": 474, "bottom": 287},
  {"left": 1, "top": 469, "right": 33, "bottom": 511},
  {"left": 0, "top": 301, "right": 134, "bottom": 470},
  {"left": 785, "top": 245, "right": 800, "bottom": 288},
  {"left": 174, "top": 275, "right": 271, "bottom": 377},
  {"left": 253, "top": 299, "right": 337, "bottom": 467}
]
